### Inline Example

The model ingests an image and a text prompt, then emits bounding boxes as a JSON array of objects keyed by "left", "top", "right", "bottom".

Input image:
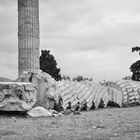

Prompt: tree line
[
  {"left": 40, "top": 47, "right": 139, "bottom": 82},
  {"left": 40, "top": 50, "right": 93, "bottom": 82}
]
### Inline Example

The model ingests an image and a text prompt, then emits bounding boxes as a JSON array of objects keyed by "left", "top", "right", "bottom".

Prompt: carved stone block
[{"left": 0, "top": 82, "right": 37, "bottom": 111}]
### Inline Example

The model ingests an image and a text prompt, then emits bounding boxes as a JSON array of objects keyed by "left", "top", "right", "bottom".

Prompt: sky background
[{"left": 0, "top": 0, "right": 140, "bottom": 81}]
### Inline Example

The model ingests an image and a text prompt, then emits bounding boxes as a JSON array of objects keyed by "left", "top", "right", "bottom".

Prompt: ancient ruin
[
  {"left": 0, "top": 0, "right": 140, "bottom": 113},
  {"left": 16, "top": 71, "right": 140, "bottom": 110},
  {"left": 0, "top": 82, "right": 37, "bottom": 111},
  {"left": 0, "top": 0, "right": 40, "bottom": 111},
  {"left": 18, "top": 0, "right": 40, "bottom": 76}
]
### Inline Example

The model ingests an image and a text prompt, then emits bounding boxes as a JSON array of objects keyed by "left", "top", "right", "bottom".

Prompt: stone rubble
[
  {"left": 16, "top": 71, "right": 140, "bottom": 112},
  {"left": 0, "top": 71, "right": 138, "bottom": 114},
  {"left": 0, "top": 82, "right": 37, "bottom": 111}
]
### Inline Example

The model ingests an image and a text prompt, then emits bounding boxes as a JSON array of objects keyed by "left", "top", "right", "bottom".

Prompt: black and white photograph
[{"left": 0, "top": 0, "right": 140, "bottom": 139}]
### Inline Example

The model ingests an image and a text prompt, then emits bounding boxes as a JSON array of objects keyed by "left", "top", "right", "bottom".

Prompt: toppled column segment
[
  {"left": 16, "top": 71, "right": 58, "bottom": 109},
  {"left": 0, "top": 82, "right": 37, "bottom": 111},
  {"left": 16, "top": 71, "right": 140, "bottom": 112},
  {"left": 16, "top": 71, "right": 110, "bottom": 110}
]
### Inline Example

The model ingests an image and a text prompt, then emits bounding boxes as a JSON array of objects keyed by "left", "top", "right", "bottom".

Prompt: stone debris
[
  {"left": 27, "top": 106, "right": 64, "bottom": 117},
  {"left": 104, "top": 80, "right": 140, "bottom": 106},
  {"left": 16, "top": 71, "right": 110, "bottom": 111},
  {"left": 12, "top": 117, "right": 17, "bottom": 122},
  {"left": 27, "top": 106, "right": 52, "bottom": 117},
  {"left": 96, "top": 125, "right": 106, "bottom": 129},
  {"left": 52, "top": 112, "right": 64, "bottom": 117},
  {"left": 16, "top": 71, "right": 58, "bottom": 109},
  {"left": 113, "top": 133, "right": 119, "bottom": 136},
  {"left": 16, "top": 71, "right": 140, "bottom": 114},
  {"left": 0, "top": 82, "right": 37, "bottom": 111},
  {"left": 92, "top": 126, "right": 97, "bottom": 129}
]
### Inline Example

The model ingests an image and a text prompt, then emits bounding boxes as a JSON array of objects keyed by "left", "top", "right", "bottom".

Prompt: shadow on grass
[{"left": 0, "top": 111, "right": 27, "bottom": 118}]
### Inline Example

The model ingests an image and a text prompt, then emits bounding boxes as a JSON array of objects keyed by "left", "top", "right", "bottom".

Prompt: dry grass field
[{"left": 0, "top": 106, "right": 140, "bottom": 140}]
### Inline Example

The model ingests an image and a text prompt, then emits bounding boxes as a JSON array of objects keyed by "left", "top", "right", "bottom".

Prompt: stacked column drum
[{"left": 18, "top": 0, "right": 40, "bottom": 76}]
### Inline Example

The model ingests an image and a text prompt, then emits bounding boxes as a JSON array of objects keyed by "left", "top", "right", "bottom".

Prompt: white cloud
[{"left": 0, "top": 0, "right": 140, "bottom": 81}]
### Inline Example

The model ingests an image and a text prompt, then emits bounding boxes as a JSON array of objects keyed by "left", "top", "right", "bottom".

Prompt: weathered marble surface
[
  {"left": 111, "top": 80, "right": 140, "bottom": 106},
  {"left": 18, "top": 0, "right": 40, "bottom": 76},
  {"left": 16, "top": 71, "right": 111, "bottom": 110},
  {"left": 27, "top": 106, "right": 52, "bottom": 117},
  {"left": 16, "top": 71, "right": 140, "bottom": 111},
  {"left": 0, "top": 82, "right": 37, "bottom": 111},
  {"left": 16, "top": 71, "right": 57, "bottom": 109}
]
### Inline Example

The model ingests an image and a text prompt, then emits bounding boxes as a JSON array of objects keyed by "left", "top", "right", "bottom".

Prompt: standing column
[{"left": 18, "top": 0, "right": 40, "bottom": 76}]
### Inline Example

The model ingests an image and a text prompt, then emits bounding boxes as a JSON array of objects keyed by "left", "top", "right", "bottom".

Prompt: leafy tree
[
  {"left": 130, "top": 46, "right": 140, "bottom": 81},
  {"left": 62, "top": 75, "right": 71, "bottom": 80},
  {"left": 73, "top": 76, "right": 84, "bottom": 82},
  {"left": 122, "top": 76, "right": 131, "bottom": 80},
  {"left": 83, "top": 77, "right": 93, "bottom": 81},
  {"left": 73, "top": 76, "right": 93, "bottom": 82},
  {"left": 132, "top": 46, "right": 140, "bottom": 54},
  {"left": 130, "top": 60, "right": 140, "bottom": 81},
  {"left": 40, "top": 50, "right": 61, "bottom": 81}
]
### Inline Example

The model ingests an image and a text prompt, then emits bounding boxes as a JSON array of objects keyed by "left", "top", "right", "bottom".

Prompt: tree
[
  {"left": 40, "top": 50, "right": 61, "bottom": 81},
  {"left": 130, "top": 46, "right": 140, "bottom": 81},
  {"left": 130, "top": 60, "right": 140, "bottom": 81},
  {"left": 83, "top": 77, "right": 93, "bottom": 81},
  {"left": 122, "top": 76, "right": 131, "bottom": 80},
  {"left": 73, "top": 76, "right": 84, "bottom": 82},
  {"left": 72, "top": 76, "right": 93, "bottom": 82},
  {"left": 132, "top": 46, "right": 140, "bottom": 54},
  {"left": 62, "top": 75, "right": 71, "bottom": 80}
]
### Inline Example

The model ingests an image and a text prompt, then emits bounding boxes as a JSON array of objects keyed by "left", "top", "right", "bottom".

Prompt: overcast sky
[{"left": 0, "top": 0, "right": 140, "bottom": 81}]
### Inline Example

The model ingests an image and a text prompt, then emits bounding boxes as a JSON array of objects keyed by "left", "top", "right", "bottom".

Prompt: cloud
[
  {"left": 40, "top": 0, "right": 140, "bottom": 81},
  {"left": 0, "top": 0, "right": 140, "bottom": 81},
  {"left": 41, "top": 0, "right": 140, "bottom": 53}
]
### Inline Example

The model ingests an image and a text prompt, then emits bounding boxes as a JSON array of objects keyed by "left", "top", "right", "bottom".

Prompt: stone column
[{"left": 18, "top": 0, "right": 40, "bottom": 76}]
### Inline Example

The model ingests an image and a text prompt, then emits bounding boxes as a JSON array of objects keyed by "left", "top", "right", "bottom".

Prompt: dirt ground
[{"left": 0, "top": 106, "right": 140, "bottom": 140}]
